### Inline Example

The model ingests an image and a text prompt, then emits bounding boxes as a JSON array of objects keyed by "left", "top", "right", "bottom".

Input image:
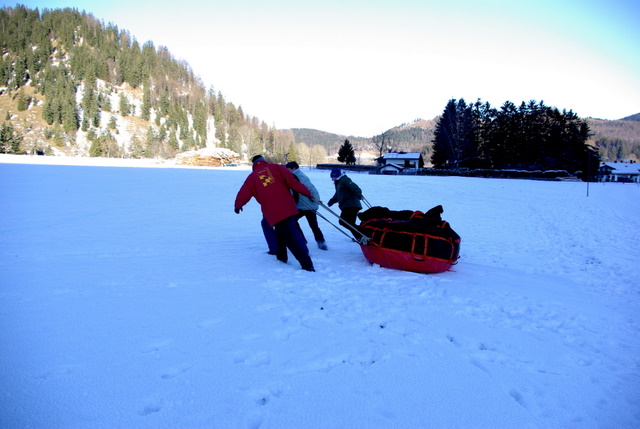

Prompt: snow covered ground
[{"left": 1, "top": 155, "right": 639, "bottom": 428}]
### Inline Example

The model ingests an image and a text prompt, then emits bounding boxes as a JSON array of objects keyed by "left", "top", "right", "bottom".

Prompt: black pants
[
  {"left": 339, "top": 207, "right": 361, "bottom": 239},
  {"left": 274, "top": 216, "right": 315, "bottom": 271},
  {"left": 297, "top": 210, "right": 325, "bottom": 243}
]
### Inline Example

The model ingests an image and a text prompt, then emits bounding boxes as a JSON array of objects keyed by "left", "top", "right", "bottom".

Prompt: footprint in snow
[
  {"left": 233, "top": 350, "right": 271, "bottom": 367},
  {"left": 141, "top": 339, "right": 174, "bottom": 353},
  {"left": 160, "top": 364, "right": 193, "bottom": 379},
  {"left": 139, "top": 401, "right": 162, "bottom": 416}
]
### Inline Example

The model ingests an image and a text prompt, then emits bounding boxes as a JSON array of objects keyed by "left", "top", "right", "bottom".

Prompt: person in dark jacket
[
  {"left": 286, "top": 161, "right": 328, "bottom": 250},
  {"left": 235, "top": 155, "right": 315, "bottom": 271},
  {"left": 327, "top": 168, "right": 363, "bottom": 239}
]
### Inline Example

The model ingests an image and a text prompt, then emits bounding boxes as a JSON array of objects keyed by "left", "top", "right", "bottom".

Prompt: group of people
[{"left": 234, "top": 155, "right": 363, "bottom": 272}]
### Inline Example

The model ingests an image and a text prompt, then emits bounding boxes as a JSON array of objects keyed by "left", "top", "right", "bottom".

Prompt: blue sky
[{"left": 5, "top": 0, "right": 640, "bottom": 136}]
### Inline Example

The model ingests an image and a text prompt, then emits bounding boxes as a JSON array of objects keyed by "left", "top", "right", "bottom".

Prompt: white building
[
  {"left": 598, "top": 162, "right": 640, "bottom": 183},
  {"left": 376, "top": 152, "right": 424, "bottom": 174}
]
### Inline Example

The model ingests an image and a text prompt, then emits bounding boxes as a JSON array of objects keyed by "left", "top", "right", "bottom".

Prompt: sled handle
[{"left": 317, "top": 201, "right": 369, "bottom": 245}]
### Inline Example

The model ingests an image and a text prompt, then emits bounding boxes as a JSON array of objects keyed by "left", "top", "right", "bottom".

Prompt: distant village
[{"left": 318, "top": 152, "right": 639, "bottom": 183}]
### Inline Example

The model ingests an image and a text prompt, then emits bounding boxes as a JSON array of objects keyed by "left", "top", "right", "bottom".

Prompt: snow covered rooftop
[
  {"left": 601, "top": 162, "right": 640, "bottom": 175},
  {"left": 381, "top": 152, "right": 422, "bottom": 160}
]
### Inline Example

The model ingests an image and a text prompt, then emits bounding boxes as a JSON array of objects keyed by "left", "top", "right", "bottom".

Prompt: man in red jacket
[{"left": 234, "top": 155, "right": 315, "bottom": 272}]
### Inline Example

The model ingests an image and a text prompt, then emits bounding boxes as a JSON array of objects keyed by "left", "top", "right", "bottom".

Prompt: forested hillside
[
  {"left": 587, "top": 117, "right": 640, "bottom": 161},
  {"left": 621, "top": 113, "right": 640, "bottom": 122},
  {"left": 0, "top": 5, "right": 324, "bottom": 163}
]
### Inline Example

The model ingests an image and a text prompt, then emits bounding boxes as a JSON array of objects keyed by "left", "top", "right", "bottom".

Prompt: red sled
[{"left": 357, "top": 205, "right": 460, "bottom": 274}]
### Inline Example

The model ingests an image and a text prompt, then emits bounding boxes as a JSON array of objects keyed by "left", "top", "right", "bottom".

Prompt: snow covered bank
[
  {"left": 0, "top": 153, "right": 250, "bottom": 170},
  {"left": 1, "top": 159, "right": 639, "bottom": 428}
]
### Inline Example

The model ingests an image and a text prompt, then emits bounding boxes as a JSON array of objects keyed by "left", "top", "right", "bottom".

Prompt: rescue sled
[{"left": 357, "top": 205, "right": 460, "bottom": 274}]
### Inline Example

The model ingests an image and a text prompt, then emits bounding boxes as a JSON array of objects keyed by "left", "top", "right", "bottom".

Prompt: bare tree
[
  {"left": 297, "top": 142, "right": 310, "bottom": 165},
  {"left": 372, "top": 130, "right": 394, "bottom": 158}
]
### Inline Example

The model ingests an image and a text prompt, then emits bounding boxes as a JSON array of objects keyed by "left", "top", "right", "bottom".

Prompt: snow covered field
[{"left": 1, "top": 155, "right": 639, "bottom": 428}]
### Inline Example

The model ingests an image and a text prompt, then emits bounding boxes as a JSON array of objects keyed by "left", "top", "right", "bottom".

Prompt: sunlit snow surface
[{"left": 1, "top": 156, "right": 639, "bottom": 428}]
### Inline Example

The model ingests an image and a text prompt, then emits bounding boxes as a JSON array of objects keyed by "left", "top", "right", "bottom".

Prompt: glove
[
  {"left": 234, "top": 207, "right": 242, "bottom": 214},
  {"left": 328, "top": 201, "right": 334, "bottom": 207}
]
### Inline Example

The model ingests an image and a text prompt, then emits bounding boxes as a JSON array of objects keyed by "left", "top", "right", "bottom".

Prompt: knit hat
[
  {"left": 285, "top": 161, "right": 299, "bottom": 169},
  {"left": 330, "top": 168, "right": 342, "bottom": 179},
  {"left": 251, "top": 155, "right": 265, "bottom": 164}
]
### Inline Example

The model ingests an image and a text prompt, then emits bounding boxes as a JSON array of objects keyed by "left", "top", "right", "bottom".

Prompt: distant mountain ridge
[
  {"left": 291, "top": 118, "right": 438, "bottom": 157},
  {"left": 620, "top": 113, "right": 640, "bottom": 122}
]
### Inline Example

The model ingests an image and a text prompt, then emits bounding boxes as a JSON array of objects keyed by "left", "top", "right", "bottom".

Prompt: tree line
[
  {"left": 1, "top": 5, "right": 323, "bottom": 163},
  {"left": 430, "top": 98, "right": 600, "bottom": 178}
]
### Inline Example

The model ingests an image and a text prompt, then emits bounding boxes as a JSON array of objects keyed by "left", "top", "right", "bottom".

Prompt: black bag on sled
[{"left": 357, "top": 205, "right": 460, "bottom": 273}]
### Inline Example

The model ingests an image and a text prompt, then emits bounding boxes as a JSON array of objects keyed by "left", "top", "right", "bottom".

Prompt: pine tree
[
  {"left": 287, "top": 142, "right": 298, "bottom": 162},
  {"left": 16, "top": 90, "right": 31, "bottom": 111},
  {"left": 89, "top": 139, "right": 103, "bottom": 157},
  {"left": 431, "top": 99, "right": 477, "bottom": 169},
  {"left": 0, "top": 123, "right": 23, "bottom": 154},
  {"left": 42, "top": 97, "right": 56, "bottom": 125},
  {"left": 129, "top": 134, "right": 145, "bottom": 159},
  {"left": 168, "top": 130, "right": 179, "bottom": 150},
  {"left": 141, "top": 83, "right": 151, "bottom": 121},
  {"left": 119, "top": 93, "right": 131, "bottom": 116},
  {"left": 81, "top": 85, "right": 99, "bottom": 127},
  {"left": 337, "top": 139, "right": 356, "bottom": 165},
  {"left": 62, "top": 99, "right": 79, "bottom": 132}
]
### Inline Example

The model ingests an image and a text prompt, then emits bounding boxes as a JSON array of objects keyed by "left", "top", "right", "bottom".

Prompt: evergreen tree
[
  {"left": 145, "top": 126, "right": 159, "bottom": 157},
  {"left": 42, "top": 98, "right": 55, "bottom": 125},
  {"left": 337, "top": 139, "right": 356, "bottom": 165},
  {"left": 62, "top": 98, "right": 79, "bottom": 132},
  {"left": 431, "top": 98, "right": 477, "bottom": 169},
  {"left": 81, "top": 84, "right": 99, "bottom": 127},
  {"left": 119, "top": 93, "right": 131, "bottom": 116},
  {"left": 0, "top": 123, "right": 24, "bottom": 154},
  {"left": 168, "top": 130, "right": 179, "bottom": 151},
  {"left": 431, "top": 99, "right": 459, "bottom": 168},
  {"left": 108, "top": 115, "right": 117, "bottom": 130},
  {"left": 16, "top": 90, "right": 31, "bottom": 111},
  {"left": 193, "top": 101, "right": 207, "bottom": 141},
  {"left": 99, "top": 93, "right": 112, "bottom": 113},
  {"left": 227, "top": 124, "right": 242, "bottom": 155},
  {"left": 141, "top": 83, "right": 151, "bottom": 121},
  {"left": 14, "top": 55, "right": 29, "bottom": 88},
  {"left": 287, "top": 142, "right": 298, "bottom": 163},
  {"left": 89, "top": 139, "right": 103, "bottom": 157},
  {"left": 129, "top": 134, "right": 145, "bottom": 159}
]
